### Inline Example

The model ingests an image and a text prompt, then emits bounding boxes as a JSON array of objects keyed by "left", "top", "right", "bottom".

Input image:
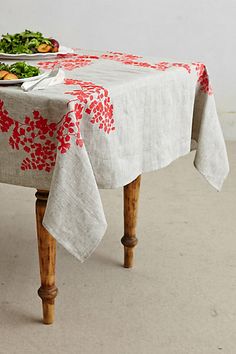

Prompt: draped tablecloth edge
[
  {"left": 42, "top": 218, "right": 107, "bottom": 263},
  {"left": 193, "top": 159, "right": 229, "bottom": 192}
]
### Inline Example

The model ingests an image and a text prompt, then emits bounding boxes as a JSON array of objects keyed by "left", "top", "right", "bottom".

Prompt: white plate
[
  {"left": 0, "top": 71, "right": 47, "bottom": 85},
  {"left": 0, "top": 46, "right": 74, "bottom": 60}
]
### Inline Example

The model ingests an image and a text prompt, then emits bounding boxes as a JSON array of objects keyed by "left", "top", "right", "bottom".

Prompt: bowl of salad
[
  {"left": 0, "top": 61, "right": 46, "bottom": 84},
  {"left": 0, "top": 30, "right": 73, "bottom": 59}
]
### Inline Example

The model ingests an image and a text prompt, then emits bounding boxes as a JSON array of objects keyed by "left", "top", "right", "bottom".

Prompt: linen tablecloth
[{"left": 0, "top": 49, "right": 229, "bottom": 261}]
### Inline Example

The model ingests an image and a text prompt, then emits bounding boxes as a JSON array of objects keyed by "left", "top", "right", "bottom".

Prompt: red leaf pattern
[
  {"left": 101, "top": 52, "right": 211, "bottom": 94},
  {"left": 38, "top": 54, "right": 99, "bottom": 71},
  {"left": 0, "top": 80, "right": 115, "bottom": 172},
  {"left": 64, "top": 79, "right": 114, "bottom": 134},
  {"left": 38, "top": 51, "right": 211, "bottom": 94},
  {"left": 192, "top": 62, "right": 213, "bottom": 95}
]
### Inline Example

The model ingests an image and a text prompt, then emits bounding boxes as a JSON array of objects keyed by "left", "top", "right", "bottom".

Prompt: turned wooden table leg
[
  {"left": 35, "top": 190, "right": 58, "bottom": 325},
  {"left": 121, "top": 175, "right": 141, "bottom": 268}
]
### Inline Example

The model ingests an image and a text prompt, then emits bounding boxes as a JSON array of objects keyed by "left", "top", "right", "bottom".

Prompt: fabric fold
[{"left": 43, "top": 140, "right": 107, "bottom": 262}]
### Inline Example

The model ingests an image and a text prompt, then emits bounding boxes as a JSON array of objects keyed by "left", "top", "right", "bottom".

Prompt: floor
[{"left": 0, "top": 142, "right": 235, "bottom": 354}]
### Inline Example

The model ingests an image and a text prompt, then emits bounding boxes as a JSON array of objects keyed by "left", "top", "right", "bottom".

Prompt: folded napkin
[
  {"left": 59, "top": 46, "right": 74, "bottom": 54},
  {"left": 22, "top": 68, "right": 65, "bottom": 92}
]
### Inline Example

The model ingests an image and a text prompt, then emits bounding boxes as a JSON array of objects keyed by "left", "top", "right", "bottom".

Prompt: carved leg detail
[
  {"left": 121, "top": 175, "right": 141, "bottom": 268},
  {"left": 35, "top": 190, "right": 58, "bottom": 325}
]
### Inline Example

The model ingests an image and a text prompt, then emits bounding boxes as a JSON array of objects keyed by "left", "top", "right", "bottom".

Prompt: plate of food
[
  {"left": 0, "top": 29, "right": 73, "bottom": 59},
  {"left": 0, "top": 61, "right": 46, "bottom": 84}
]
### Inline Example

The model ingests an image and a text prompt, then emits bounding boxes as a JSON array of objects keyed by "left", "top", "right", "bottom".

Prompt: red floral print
[
  {"left": 192, "top": 62, "right": 213, "bottom": 95},
  {"left": 101, "top": 52, "right": 211, "bottom": 94},
  {"left": 56, "top": 102, "right": 84, "bottom": 154},
  {"left": 100, "top": 52, "right": 191, "bottom": 73},
  {"left": 171, "top": 62, "right": 191, "bottom": 73},
  {"left": 0, "top": 102, "right": 57, "bottom": 171},
  {"left": 102, "top": 52, "right": 212, "bottom": 94},
  {"left": 100, "top": 51, "right": 142, "bottom": 63},
  {"left": 0, "top": 80, "right": 115, "bottom": 172},
  {"left": 64, "top": 79, "right": 115, "bottom": 134},
  {"left": 38, "top": 54, "right": 99, "bottom": 71},
  {"left": 0, "top": 100, "right": 14, "bottom": 132}
]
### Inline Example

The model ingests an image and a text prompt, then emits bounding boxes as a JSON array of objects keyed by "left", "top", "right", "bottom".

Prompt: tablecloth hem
[
  {"left": 193, "top": 160, "right": 229, "bottom": 192},
  {"left": 42, "top": 219, "right": 108, "bottom": 263},
  {"left": 0, "top": 147, "right": 192, "bottom": 190},
  {"left": 96, "top": 147, "right": 193, "bottom": 189},
  {"left": 0, "top": 175, "right": 51, "bottom": 190}
]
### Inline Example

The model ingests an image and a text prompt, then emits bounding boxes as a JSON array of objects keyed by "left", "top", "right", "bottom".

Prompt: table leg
[
  {"left": 121, "top": 175, "right": 141, "bottom": 268},
  {"left": 35, "top": 190, "right": 58, "bottom": 325}
]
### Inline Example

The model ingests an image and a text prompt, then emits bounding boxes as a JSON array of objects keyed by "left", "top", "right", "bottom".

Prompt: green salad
[
  {"left": 0, "top": 62, "right": 40, "bottom": 80},
  {"left": 0, "top": 29, "right": 59, "bottom": 54}
]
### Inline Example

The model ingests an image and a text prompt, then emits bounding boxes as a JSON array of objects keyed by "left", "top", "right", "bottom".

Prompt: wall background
[{"left": 1, "top": 0, "right": 235, "bottom": 139}]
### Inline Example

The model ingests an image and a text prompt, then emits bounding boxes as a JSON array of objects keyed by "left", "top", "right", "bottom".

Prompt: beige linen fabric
[{"left": 0, "top": 50, "right": 229, "bottom": 261}]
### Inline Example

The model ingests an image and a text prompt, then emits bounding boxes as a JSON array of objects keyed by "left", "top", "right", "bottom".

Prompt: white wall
[{"left": 1, "top": 0, "right": 236, "bottom": 139}]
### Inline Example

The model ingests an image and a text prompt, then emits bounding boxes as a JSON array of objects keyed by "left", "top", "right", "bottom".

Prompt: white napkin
[
  {"left": 21, "top": 68, "right": 65, "bottom": 92},
  {"left": 59, "top": 46, "right": 74, "bottom": 54}
]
